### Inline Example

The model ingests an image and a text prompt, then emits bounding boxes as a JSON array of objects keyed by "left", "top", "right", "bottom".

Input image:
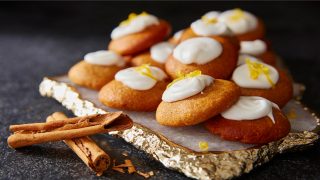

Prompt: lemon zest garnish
[
  {"left": 230, "top": 8, "right": 245, "bottom": 21},
  {"left": 134, "top": 64, "right": 158, "bottom": 81},
  {"left": 120, "top": 11, "right": 149, "bottom": 26},
  {"left": 286, "top": 108, "right": 297, "bottom": 120},
  {"left": 201, "top": 15, "right": 218, "bottom": 24},
  {"left": 167, "top": 70, "right": 202, "bottom": 88},
  {"left": 199, "top": 141, "right": 209, "bottom": 151},
  {"left": 245, "top": 58, "right": 275, "bottom": 88}
]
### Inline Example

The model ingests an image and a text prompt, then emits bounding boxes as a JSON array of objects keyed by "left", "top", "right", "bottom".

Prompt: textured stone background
[{"left": 0, "top": 2, "right": 320, "bottom": 180}]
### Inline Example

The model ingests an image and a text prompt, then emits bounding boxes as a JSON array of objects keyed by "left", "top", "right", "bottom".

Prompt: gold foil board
[{"left": 39, "top": 76, "right": 319, "bottom": 180}]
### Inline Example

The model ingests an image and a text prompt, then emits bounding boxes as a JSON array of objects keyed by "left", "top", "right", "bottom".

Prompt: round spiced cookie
[
  {"left": 177, "top": 11, "right": 240, "bottom": 50},
  {"left": 131, "top": 42, "right": 175, "bottom": 70},
  {"left": 205, "top": 96, "right": 291, "bottom": 144},
  {"left": 239, "top": 39, "right": 277, "bottom": 66},
  {"left": 165, "top": 36, "right": 238, "bottom": 80},
  {"left": 218, "top": 8, "right": 265, "bottom": 41},
  {"left": 232, "top": 58, "right": 293, "bottom": 108},
  {"left": 108, "top": 12, "right": 171, "bottom": 56},
  {"left": 99, "top": 64, "right": 168, "bottom": 111},
  {"left": 156, "top": 71, "right": 241, "bottom": 127},
  {"left": 68, "top": 50, "right": 126, "bottom": 90}
]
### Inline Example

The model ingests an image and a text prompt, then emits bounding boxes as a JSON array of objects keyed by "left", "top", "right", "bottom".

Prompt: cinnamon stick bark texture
[
  {"left": 47, "top": 112, "right": 110, "bottom": 176},
  {"left": 7, "top": 111, "right": 133, "bottom": 148}
]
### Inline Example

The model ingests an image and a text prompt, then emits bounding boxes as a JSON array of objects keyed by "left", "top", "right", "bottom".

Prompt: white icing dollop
[
  {"left": 191, "top": 19, "right": 231, "bottom": 36},
  {"left": 162, "top": 75, "right": 214, "bottom": 102},
  {"left": 240, "top": 40, "right": 267, "bottom": 55},
  {"left": 173, "top": 37, "right": 223, "bottom": 65},
  {"left": 237, "top": 54, "right": 262, "bottom": 66},
  {"left": 150, "top": 42, "right": 175, "bottom": 63},
  {"left": 84, "top": 50, "right": 126, "bottom": 67},
  {"left": 218, "top": 9, "right": 258, "bottom": 35},
  {"left": 111, "top": 13, "right": 159, "bottom": 39},
  {"left": 232, "top": 61, "right": 279, "bottom": 89},
  {"left": 221, "top": 96, "right": 280, "bottom": 123},
  {"left": 115, "top": 66, "right": 167, "bottom": 90},
  {"left": 203, "top": 11, "right": 221, "bottom": 19},
  {"left": 173, "top": 29, "right": 185, "bottom": 41}
]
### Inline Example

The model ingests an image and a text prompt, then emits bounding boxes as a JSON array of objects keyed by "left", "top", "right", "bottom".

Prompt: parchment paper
[{"left": 55, "top": 76, "right": 318, "bottom": 152}]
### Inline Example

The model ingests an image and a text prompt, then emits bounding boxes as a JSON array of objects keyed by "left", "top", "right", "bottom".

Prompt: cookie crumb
[{"left": 137, "top": 171, "right": 154, "bottom": 178}]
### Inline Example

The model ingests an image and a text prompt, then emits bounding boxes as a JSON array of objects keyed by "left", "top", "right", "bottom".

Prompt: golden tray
[{"left": 39, "top": 75, "right": 320, "bottom": 180}]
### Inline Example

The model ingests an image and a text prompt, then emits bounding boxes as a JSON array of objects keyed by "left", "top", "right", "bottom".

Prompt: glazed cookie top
[
  {"left": 150, "top": 42, "right": 175, "bottom": 63},
  {"left": 173, "top": 37, "right": 223, "bottom": 65},
  {"left": 84, "top": 50, "right": 126, "bottom": 67},
  {"left": 111, "top": 12, "right": 159, "bottom": 40},
  {"left": 115, "top": 64, "right": 167, "bottom": 90},
  {"left": 232, "top": 58, "right": 279, "bottom": 89},
  {"left": 221, "top": 96, "right": 279, "bottom": 123},
  {"left": 240, "top": 39, "right": 267, "bottom": 55},
  {"left": 162, "top": 70, "right": 214, "bottom": 102},
  {"left": 237, "top": 54, "right": 262, "bottom": 66},
  {"left": 218, "top": 8, "right": 258, "bottom": 35},
  {"left": 191, "top": 11, "right": 232, "bottom": 36}
]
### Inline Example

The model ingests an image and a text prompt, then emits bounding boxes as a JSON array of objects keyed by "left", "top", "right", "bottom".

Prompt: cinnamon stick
[
  {"left": 7, "top": 111, "right": 133, "bottom": 148},
  {"left": 47, "top": 112, "right": 110, "bottom": 176}
]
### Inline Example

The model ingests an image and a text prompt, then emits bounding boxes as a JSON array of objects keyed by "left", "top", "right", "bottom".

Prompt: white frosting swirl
[
  {"left": 237, "top": 54, "right": 262, "bottom": 66},
  {"left": 173, "top": 29, "right": 185, "bottom": 41},
  {"left": 191, "top": 19, "right": 231, "bottom": 36},
  {"left": 115, "top": 66, "right": 167, "bottom": 90},
  {"left": 173, "top": 37, "right": 223, "bottom": 65},
  {"left": 84, "top": 50, "right": 125, "bottom": 67},
  {"left": 240, "top": 40, "right": 267, "bottom": 55},
  {"left": 218, "top": 9, "right": 258, "bottom": 34},
  {"left": 111, "top": 13, "right": 159, "bottom": 39},
  {"left": 203, "top": 11, "right": 221, "bottom": 19},
  {"left": 162, "top": 75, "right": 214, "bottom": 102},
  {"left": 232, "top": 61, "right": 279, "bottom": 89},
  {"left": 221, "top": 96, "right": 280, "bottom": 123},
  {"left": 150, "top": 42, "right": 175, "bottom": 63}
]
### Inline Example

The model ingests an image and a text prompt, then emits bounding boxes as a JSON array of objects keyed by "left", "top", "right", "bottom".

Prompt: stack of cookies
[{"left": 68, "top": 9, "right": 293, "bottom": 145}]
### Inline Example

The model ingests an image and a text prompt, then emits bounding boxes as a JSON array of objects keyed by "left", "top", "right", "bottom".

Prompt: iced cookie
[
  {"left": 131, "top": 42, "right": 175, "bottom": 70},
  {"left": 68, "top": 50, "right": 126, "bottom": 90},
  {"left": 240, "top": 39, "right": 277, "bottom": 65},
  {"left": 178, "top": 11, "right": 240, "bottom": 49},
  {"left": 108, "top": 12, "right": 171, "bottom": 56},
  {"left": 99, "top": 64, "right": 168, "bottom": 111},
  {"left": 205, "top": 96, "right": 291, "bottom": 144},
  {"left": 232, "top": 58, "right": 293, "bottom": 107},
  {"left": 156, "top": 70, "right": 241, "bottom": 127},
  {"left": 165, "top": 37, "right": 238, "bottom": 79},
  {"left": 218, "top": 8, "right": 265, "bottom": 41}
]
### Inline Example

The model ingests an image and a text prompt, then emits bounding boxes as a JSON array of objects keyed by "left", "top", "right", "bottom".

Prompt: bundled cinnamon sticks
[
  {"left": 47, "top": 112, "right": 111, "bottom": 176},
  {"left": 7, "top": 111, "right": 133, "bottom": 148},
  {"left": 7, "top": 111, "right": 133, "bottom": 176}
]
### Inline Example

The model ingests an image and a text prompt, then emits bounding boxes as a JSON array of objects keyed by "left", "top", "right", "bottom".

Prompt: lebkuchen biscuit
[
  {"left": 68, "top": 50, "right": 126, "bottom": 90},
  {"left": 156, "top": 70, "right": 241, "bottom": 126},
  {"left": 99, "top": 64, "right": 169, "bottom": 111},
  {"left": 205, "top": 96, "right": 290, "bottom": 144},
  {"left": 109, "top": 12, "right": 171, "bottom": 56}
]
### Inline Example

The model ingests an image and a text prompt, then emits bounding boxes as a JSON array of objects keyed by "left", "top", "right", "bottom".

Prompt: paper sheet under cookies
[{"left": 54, "top": 76, "right": 318, "bottom": 152}]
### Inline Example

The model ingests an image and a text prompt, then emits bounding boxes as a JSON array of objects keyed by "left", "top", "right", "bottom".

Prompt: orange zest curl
[
  {"left": 201, "top": 15, "right": 218, "bottom": 24},
  {"left": 120, "top": 12, "right": 149, "bottom": 26},
  {"left": 245, "top": 58, "right": 275, "bottom": 88},
  {"left": 230, "top": 8, "right": 245, "bottom": 21},
  {"left": 134, "top": 64, "right": 158, "bottom": 81},
  {"left": 167, "top": 70, "right": 202, "bottom": 88}
]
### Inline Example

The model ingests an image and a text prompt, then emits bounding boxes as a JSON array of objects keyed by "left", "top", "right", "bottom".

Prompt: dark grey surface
[{"left": 0, "top": 2, "right": 320, "bottom": 180}]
